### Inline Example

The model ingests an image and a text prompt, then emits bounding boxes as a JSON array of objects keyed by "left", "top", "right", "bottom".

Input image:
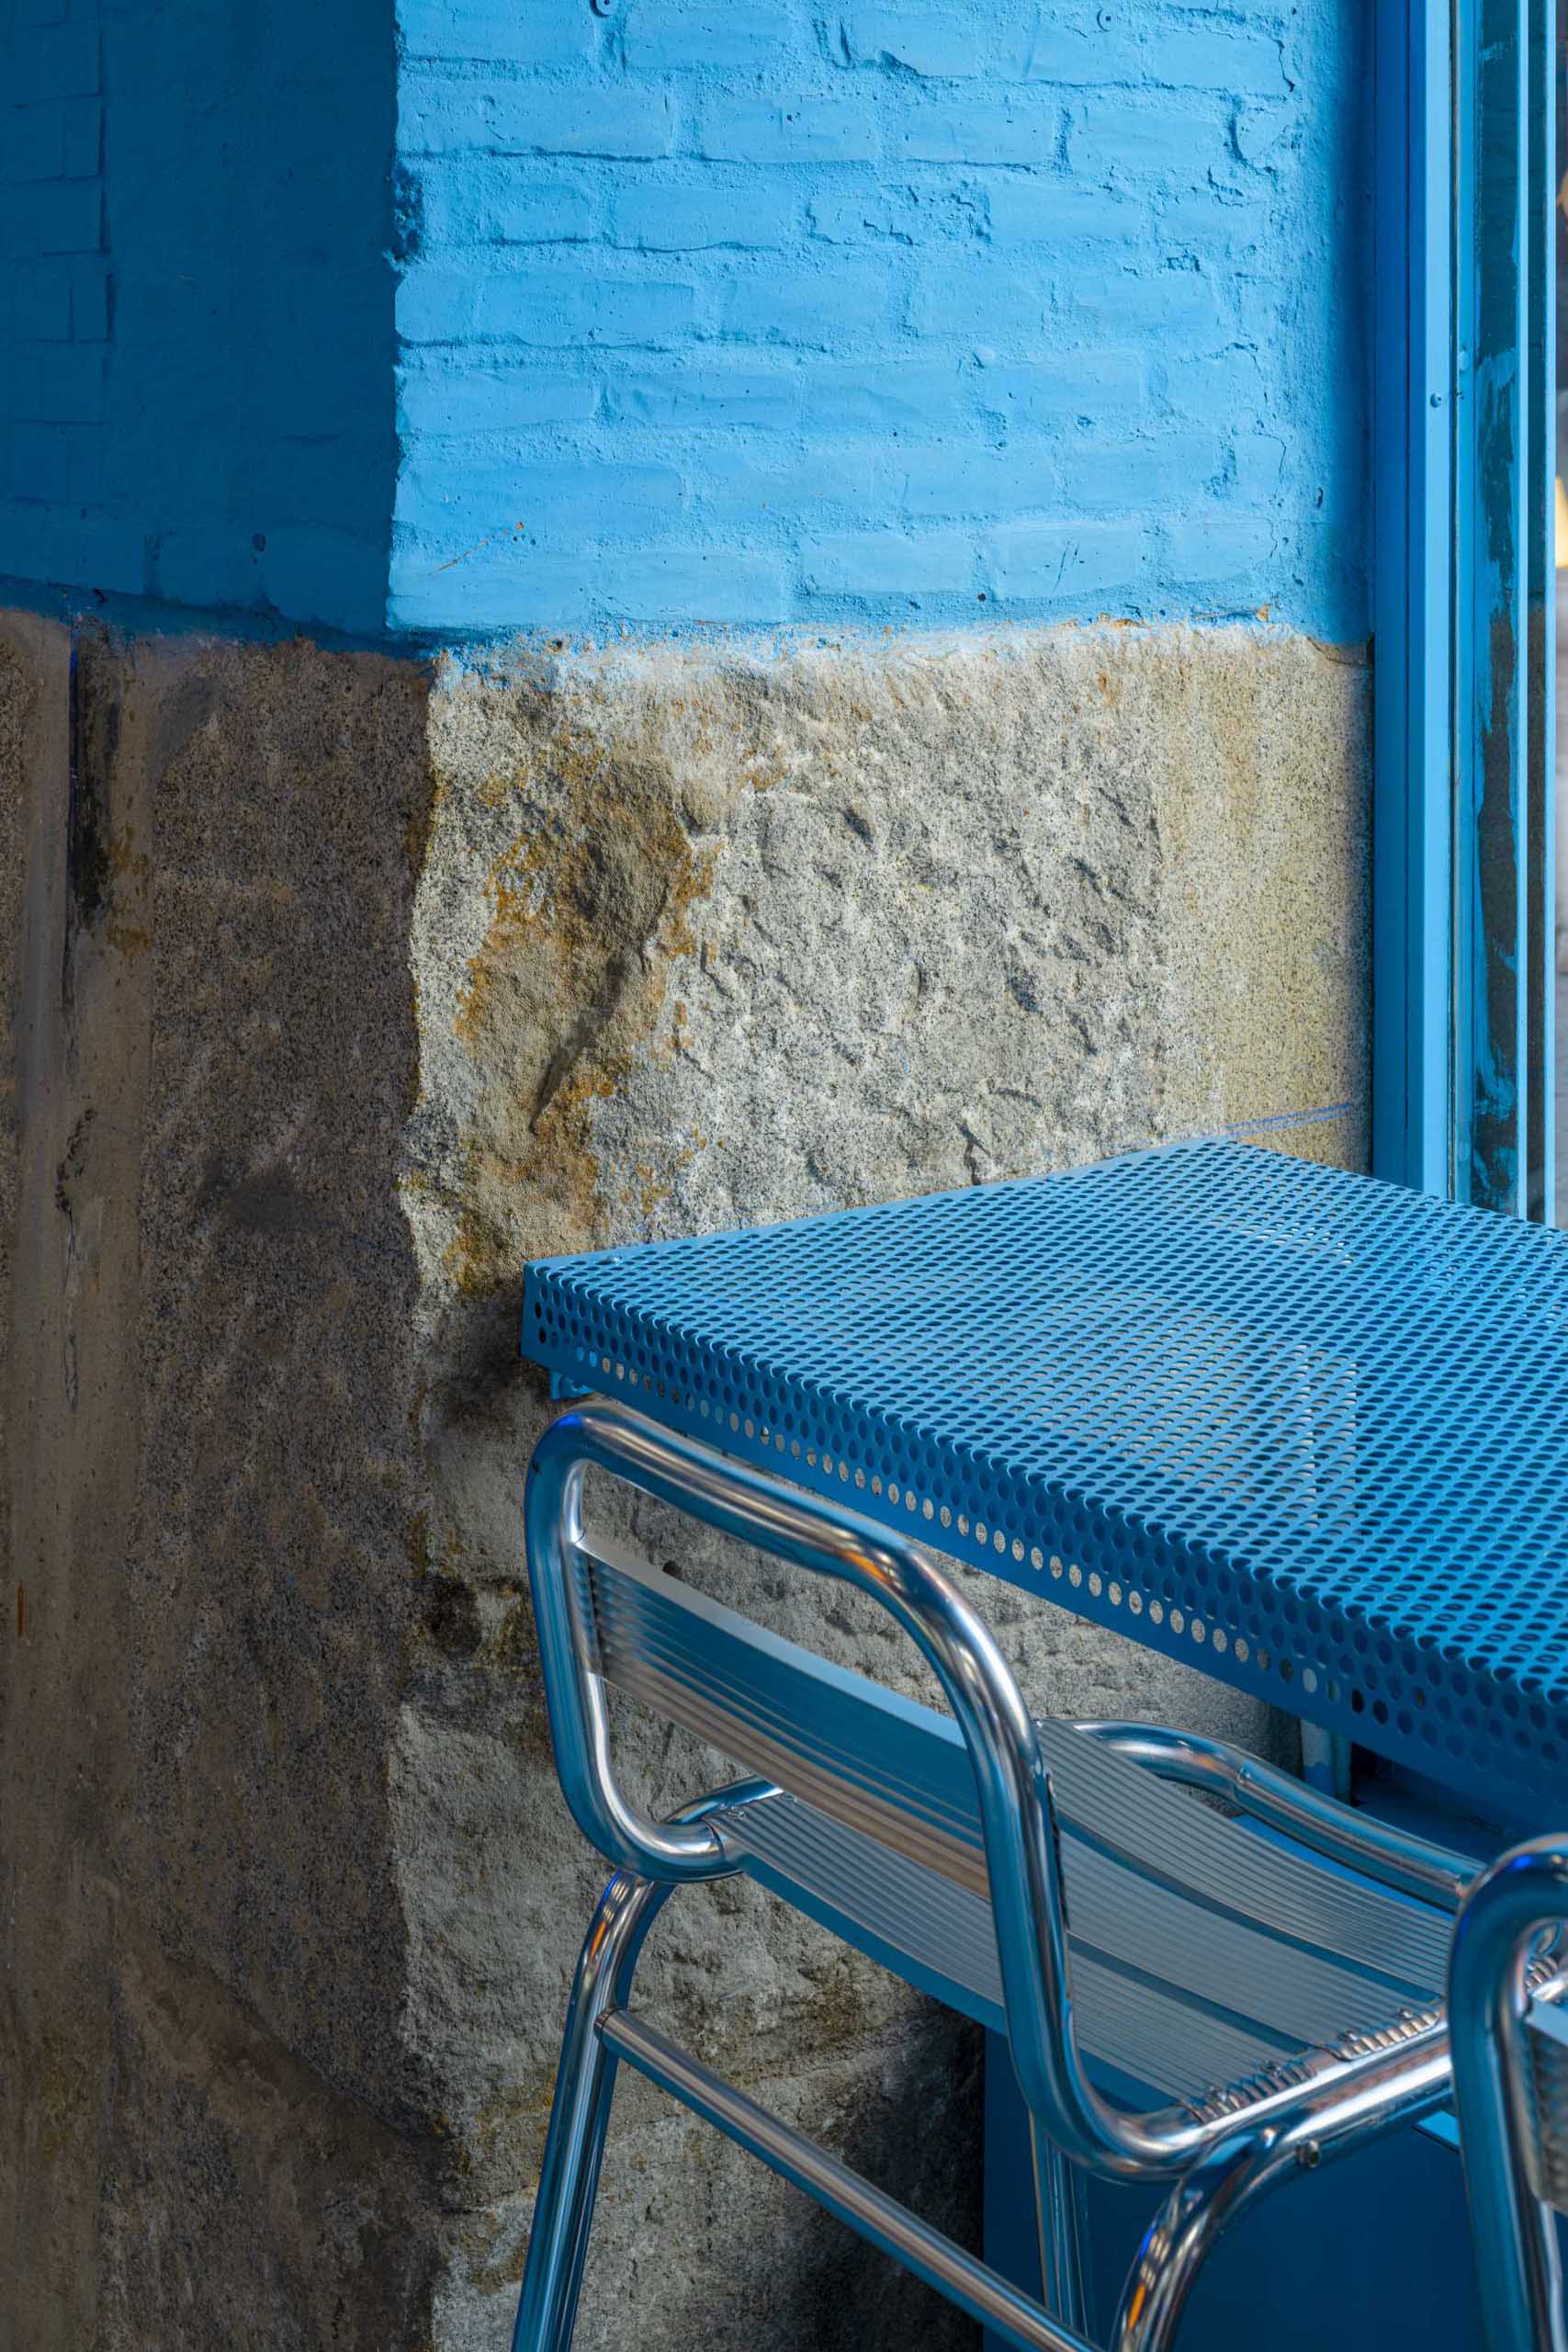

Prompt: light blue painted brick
[
  {"left": 720, "top": 260, "right": 895, "bottom": 346},
  {"left": 62, "top": 424, "right": 101, "bottom": 506},
  {"left": 38, "top": 178, "right": 101, "bottom": 253},
  {"left": 395, "top": 545, "right": 789, "bottom": 628},
  {"left": 687, "top": 439, "right": 882, "bottom": 518},
  {"left": 4, "top": 106, "right": 65, "bottom": 182},
  {"left": 1064, "top": 264, "right": 1225, "bottom": 342},
  {"left": 419, "top": 164, "right": 598, "bottom": 245},
  {"left": 624, "top": 2, "right": 807, "bottom": 74},
  {"left": 606, "top": 363, "right": 800, "bottom": 427},
  {"left": 70, "top": 258, "right": 107, "bottom": 339},
  {"left": 599, "top": 548, "right": 788, "bottom": 621},
  {"left": 1160, "top": 509, "right": 1275, "bottom": 588},
  {"left": 908, "top": 257, "right": 1051, "bottom": 340},
  {"left": 389, "top": 549, "right": 599, "bottom": 628},
  {"left": 801, "top": 527, "right": 973, "bottom": 595},
  {"left": 36, "top": 19, "right": 97, "bottom": 96},
  {"left": 1234, "top": 100, "right": 1294, "bottom": 165},
  {"left": 67, "top": 513, "right": 150, "bottom": 594},
  {"left": 798, "top": 357, "right": 975, "bottom": 432},
  {"left": 691, "top": 95, "right": 879, "bottom": 164},
  {"left": 258, "top": 527, "right": 386, "bottom": 633},
  {"left": 60, "top": 96, "right": 100, "bottom": 176},
  {"left": 888, "top": 441, "right": 1056, "bottom": 517},
  {"left": 10, "top": 420, "right": 71, "bottom": 502},
  {"left": 396, "top": 457, "right": 684, "bottom": 533},
  {"left": 981, "top": 175, "right": 1144, "bottom": 247},
  {"left": 975, "top": 352, "right": 1144, "bottom": 427},
  {"left": 1233, "top": 432, "right": 1286, "bottom": 499},
  {"left": 402, "top": 74, "right": 676, "bottom": 159},
  {"left": 0, "top": 500, "right": 53, "bottom": 579},
  {"left": 807, "top": 187, "right": 908, "bottom": 243},
  {"left": 604, "top": 176, "right": 797, "bottom": 252},
  {"left": 985, "top": 519, "right": 1144, "bottom": 602},
  {"left": 1153, "top": 185, "right": 1256, "bottom": 254},
  {"left": 397, "top": 359, "right": 597, "bottom": 432},
  {"left": 1147, "top": 24, "right": 1286, "bottom": 94},
  {"left": 839, "top": 6, "right": 985, "bottom": 78},
  {"left": 397, "top": 265, "right": 695, "bottom": 345},
  {"left": 1014, "top": 11, "right": 1138, "bottom": 84},
  {"left": 1057, "top": 430, "right": 1225, "bottom": 512},
  {"left": 889, "top": 93, "right": 1059, "bottom": 165},
  {"left": 153, "top": 528, "right": 264, "bottom": 612},
  {"left": 398, "top": 0, "right": 595, "bottom": 68},
  {"left": 1069, "top": 96, "right": 1227, "bottom": 179},
  {"left": 14, "top": 260, "right": 70, "bottom": 339},
  {"left": 13, "top": 342, "right": 104, "bottom": 422},
  {"left": 1164, "top": 346, "right": 1267, "bottom": 424},
  {"left": 1012, "top": 12, "right": 1285, "bottom": 93},
  {"left": 0, "top": 503, "right": 146, "bottom": 593},
  {"left": 0, "top": 194, "right": 40, "bottom": 264}
]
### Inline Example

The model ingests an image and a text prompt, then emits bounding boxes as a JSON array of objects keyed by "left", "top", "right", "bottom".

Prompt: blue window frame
[{"left": 1373, "top": 0, "right": 1556, "bottom": 1221}]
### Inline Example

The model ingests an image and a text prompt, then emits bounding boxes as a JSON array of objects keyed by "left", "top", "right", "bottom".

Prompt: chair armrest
[{"left": 1075, "top": 1721, "right": 1477, "bottom": 1913}]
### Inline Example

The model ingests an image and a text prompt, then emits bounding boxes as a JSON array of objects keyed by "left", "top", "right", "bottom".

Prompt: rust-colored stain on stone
[{"left": 434, "top": 695, "right": 728, "bottom": 1293}]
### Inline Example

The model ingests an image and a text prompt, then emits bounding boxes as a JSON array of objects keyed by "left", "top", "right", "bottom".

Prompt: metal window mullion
[
  {"left": 1453, "top": 0, "right": 1546, "bottom": 1216},
  {"left": 1525, "top": 0, "right": 1556, "bottom": 1225},
  {"left": 1373, "top": 0, "right": 1457, "bottom": 1198}
]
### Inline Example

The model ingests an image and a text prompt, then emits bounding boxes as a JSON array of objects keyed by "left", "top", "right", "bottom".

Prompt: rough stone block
[{"left": 0, "top": 608, "right": 1371, "bottom": 2351}]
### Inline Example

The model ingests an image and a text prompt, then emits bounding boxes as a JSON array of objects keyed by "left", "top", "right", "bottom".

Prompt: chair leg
[
  {"left": 1110, "top": 2133, "right": 1293, "bottom": 2352},
  {"left": 1030, "top": 2120, "right": 1093, "bottom": 2338},
  {"left": 512, "top": 1869, "right": 675, "bottom": 2352}
]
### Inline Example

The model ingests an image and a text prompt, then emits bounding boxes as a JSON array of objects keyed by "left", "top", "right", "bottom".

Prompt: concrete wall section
[
  {"left": 391, "top": 0, "right": 1371, "bottom": 637},
  {"left": 0, "top": 0, "right": 398, "bottom": 633},
  {"left": 0, "top": 605, "right": 1369, "bottom": 2348}
]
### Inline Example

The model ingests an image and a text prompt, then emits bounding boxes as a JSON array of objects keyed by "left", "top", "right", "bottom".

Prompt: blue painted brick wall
[
  {"left": 0, "top": 0, "right": 397, "bottom": 635},
  {"left": 390, "top": 0, "right": 1371, "bottom": 639},
  {"left": 1, "top": 0, "right": 1370, "bottom": 642}
]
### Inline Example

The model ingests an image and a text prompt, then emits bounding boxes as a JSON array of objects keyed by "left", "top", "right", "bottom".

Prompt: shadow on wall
[{"left": 0, "top": 0, "right": 399, "bottom": 635}]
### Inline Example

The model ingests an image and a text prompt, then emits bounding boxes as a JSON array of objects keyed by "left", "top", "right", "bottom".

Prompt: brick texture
[
  {"left": 0, "top": 0, "right": 1370, "bottom": 639},
  {"left": 0, "top": 0, "right": 396, "bottom": 634},
  {"left": 0, "top": 0, "right": 136, "bottom": 593},
  {"left": 390, "top": 0, "right": 1370, "bottom": 637}
]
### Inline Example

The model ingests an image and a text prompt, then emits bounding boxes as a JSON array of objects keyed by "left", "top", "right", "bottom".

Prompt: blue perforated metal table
[{"left": 523, "top": 1138, "right": 1568, "bottom": 1827}]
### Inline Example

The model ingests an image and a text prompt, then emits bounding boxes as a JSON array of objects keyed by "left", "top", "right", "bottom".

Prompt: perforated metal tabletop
[{"left": 522, "top": 1140, "right": 1568, "bottom": 1823}]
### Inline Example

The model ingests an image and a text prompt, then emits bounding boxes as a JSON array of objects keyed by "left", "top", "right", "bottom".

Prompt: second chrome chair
[
  {"left": 1450, "top": 1837, "right": 1568, "bottom": 2351},
  {"left": 513, "top": 1398, "right": 1483, "bottom": 2352}
]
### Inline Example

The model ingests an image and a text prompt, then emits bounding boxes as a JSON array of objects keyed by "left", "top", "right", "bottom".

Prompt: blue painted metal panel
[{"left": 524, "top": 1139, "right": 1568, "bottom": 1824}]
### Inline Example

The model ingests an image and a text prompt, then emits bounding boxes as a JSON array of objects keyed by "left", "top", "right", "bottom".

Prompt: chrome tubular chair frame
[
  {"left": 516, "top": 1399, "right": 1476, "bottom": 2352},
  {"left": 1450, "top": 1839, "right": 1568, "bottom": 2352}
]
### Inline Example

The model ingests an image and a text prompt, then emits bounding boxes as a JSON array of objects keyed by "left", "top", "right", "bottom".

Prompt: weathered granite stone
[{"left": 0, "top": 611, "right": 1370, "bottom": 2349}]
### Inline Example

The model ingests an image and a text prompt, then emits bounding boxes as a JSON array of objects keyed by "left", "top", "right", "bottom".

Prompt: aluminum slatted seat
[
  {"left": 588, "top": 1536, "right": 1450, "bottom": 2120},
  {"left": 513, "top": 1400, "right": 1480, "bottom": 2352}
]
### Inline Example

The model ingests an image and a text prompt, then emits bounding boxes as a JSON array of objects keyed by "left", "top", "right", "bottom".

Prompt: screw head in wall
[{"left": 592, "top": 0, "right": 616, "bottom": 14}]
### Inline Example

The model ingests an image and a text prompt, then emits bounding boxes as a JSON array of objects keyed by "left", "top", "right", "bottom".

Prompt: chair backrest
[
  {"left": 524, "top": 1396, "right": 1138, "bottom": 2172},
  {"left": 581, "top": 1527, "right": 991, "bottom": 1896},
  {"left": 1450, "top": 1838, "right": 1568, "bottom": 2352}
]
